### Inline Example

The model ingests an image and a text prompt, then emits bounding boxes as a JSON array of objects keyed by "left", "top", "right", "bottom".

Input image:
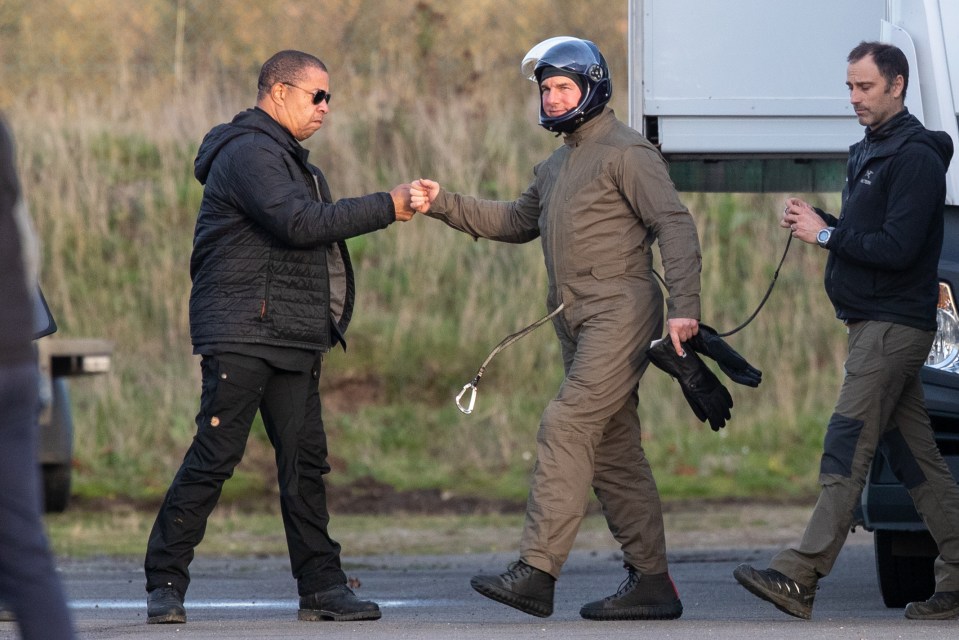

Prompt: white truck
[
  {"left": 31, "top": 290, "right": 113, "bottom": 513},
  {"left": 35, "top": 336, "right": 112, "bottom": 512},
  {"left": 629, "top": 0, "right": 959, "bottom": 608}
]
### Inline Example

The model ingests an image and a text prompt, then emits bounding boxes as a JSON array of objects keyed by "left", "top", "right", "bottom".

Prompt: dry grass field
[{"left": 2, "top": 1, "right": 846, "bottom": 508}]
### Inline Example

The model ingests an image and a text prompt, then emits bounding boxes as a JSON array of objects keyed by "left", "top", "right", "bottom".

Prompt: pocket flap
[{"left": 591, "top": 259, "right": 627, "bottom": 280}]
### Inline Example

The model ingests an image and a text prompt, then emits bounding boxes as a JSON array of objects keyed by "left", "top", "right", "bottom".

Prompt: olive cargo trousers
[{"left": 771, "top": 321, "right": 959, "bottom": 591}]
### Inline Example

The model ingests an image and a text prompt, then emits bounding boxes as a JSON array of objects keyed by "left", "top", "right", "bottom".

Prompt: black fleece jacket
[
  {"left": 190, "top": 107, "right": 395, "bottom": 351},
  {"left": 817, "top": 109, "right": 954, "bottom": 331}
]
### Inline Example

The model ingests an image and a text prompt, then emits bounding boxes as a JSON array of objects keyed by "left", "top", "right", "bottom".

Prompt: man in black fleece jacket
[
  {"left": 734, "top": 41, "right": 959, "bottom": 621},
  {"left": 144, "top": 50, "right": 416, "bottom": 624}
]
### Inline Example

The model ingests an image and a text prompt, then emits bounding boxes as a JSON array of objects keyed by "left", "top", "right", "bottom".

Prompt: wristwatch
[{"left": 816, "top": 226, "right": 835, "bottom": 248}]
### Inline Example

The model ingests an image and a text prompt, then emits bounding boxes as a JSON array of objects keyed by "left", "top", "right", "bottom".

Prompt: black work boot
[
  {"left": 905, "top": 591, "right": 959, "bottom": 620},
  {"left": 580, "top": 567, "right": 683, "bottom": 620},
  {"left": 470, "top": 560, "right": 555, "bottom": 617},
  {"left": 733, "top": 563, "right": 816, "bottom": 620},
  {"left": 298, "top": 584, "right": 381, "bottom": 621},
  {"left": 146, "top": 584, "right": 186, "bottom": 624}
]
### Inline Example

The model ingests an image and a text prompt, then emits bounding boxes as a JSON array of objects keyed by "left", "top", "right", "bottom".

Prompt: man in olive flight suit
[{"left": 411, "top": 37, "right": 702, "bottom": 620}]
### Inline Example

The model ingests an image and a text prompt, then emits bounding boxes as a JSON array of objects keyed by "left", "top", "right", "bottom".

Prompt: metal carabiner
[
  {"left": 455, "top": 382, "right": 478, "bottom": 414},
  {"left": 453, "top": 303, "right": 565, "bottom": 417}
]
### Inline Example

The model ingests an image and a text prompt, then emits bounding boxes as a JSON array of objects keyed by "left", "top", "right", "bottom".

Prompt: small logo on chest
[{"left": 860, "top": 170, "right": 874, "bottom": 185}]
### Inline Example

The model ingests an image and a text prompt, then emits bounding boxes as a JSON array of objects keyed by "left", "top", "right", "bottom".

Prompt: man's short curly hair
[{"left": 257, "top": 50, "right": 327, "bottom": 100}]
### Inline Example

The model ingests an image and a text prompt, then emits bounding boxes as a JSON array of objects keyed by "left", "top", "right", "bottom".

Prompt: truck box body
[{"left": 629, "top": 0, "right": 959, "bottom": 197}]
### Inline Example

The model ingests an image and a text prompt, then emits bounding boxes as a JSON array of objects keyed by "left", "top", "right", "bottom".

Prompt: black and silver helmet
[{"left": 528, "top": 38, "right": 612, "bottom": 134}]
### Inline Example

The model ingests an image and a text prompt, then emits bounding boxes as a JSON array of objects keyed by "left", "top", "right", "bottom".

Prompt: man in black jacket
[
  {"left": 144, "top": 50, "right": 416, "bottom": 624},
  {"left": 734, "top": 41, "right": 959, "bottom": 621}
]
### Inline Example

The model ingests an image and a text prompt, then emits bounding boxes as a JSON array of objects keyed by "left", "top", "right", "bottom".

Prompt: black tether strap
[
  {"left": 655, "top": 233, "right": 794, "bottom": 338},
  {"left": 456, "top": 232, "right": 794, "bottom": 414}
]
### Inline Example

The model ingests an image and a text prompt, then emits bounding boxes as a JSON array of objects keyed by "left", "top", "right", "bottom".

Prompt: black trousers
[
  {"left": 144, "top": 352, "right": 345, "bottom": 596},
  {"left": 0, "top": 361, "right": 75, "bottom": 639}
]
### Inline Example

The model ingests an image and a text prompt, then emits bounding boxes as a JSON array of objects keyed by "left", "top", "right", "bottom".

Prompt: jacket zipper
[{"left": 260, "top": 246, "right": 274, "bottom": 320}]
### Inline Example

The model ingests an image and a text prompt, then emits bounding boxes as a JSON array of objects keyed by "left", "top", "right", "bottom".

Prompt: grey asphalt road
[{"left": 5, "top": 529, "right": 956, "bottom": 639}]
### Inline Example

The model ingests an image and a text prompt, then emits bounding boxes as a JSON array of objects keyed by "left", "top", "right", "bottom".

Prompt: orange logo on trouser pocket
[{"left": 210, "top": 416, "right": 220, "bottom": 427}]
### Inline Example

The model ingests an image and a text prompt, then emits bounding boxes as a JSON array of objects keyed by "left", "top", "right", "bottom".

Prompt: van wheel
[{"left": 874, "top": 530, "right": 936, "bottom": 608}]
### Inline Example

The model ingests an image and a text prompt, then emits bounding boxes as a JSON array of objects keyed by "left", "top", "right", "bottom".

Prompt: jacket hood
[
  {"left": 865, "top": 109, "right": 954, "bottom": 170},
  {"left": 917, "top": 126, "right": 954, "bottom": 171},
  {"left": 194, "top": 108, "right": 300, "bottom": 184}
]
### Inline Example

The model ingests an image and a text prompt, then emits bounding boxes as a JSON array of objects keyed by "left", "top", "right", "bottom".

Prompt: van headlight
[{"left": 927, "top": 282, "right": 959, "bottom": 372}]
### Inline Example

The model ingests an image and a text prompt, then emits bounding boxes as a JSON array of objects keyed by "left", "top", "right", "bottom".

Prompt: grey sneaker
[
  {"left": 733, "top": 563, "right": 816, "bottom": 620},
  {"left": 298, "top": 584, "right": 381, "bottom": 622},
  {"left": 470, "top": 560, "right": 555, "bottom": 617},
  {"left": 146, "top": 585, "right": 186, "bottom": 624},
  {"left": 905, "top": 591, "right": 959, "bottom": 620},
  {"left": 580, "top": 568, "right": 683, "bottom": 620}
]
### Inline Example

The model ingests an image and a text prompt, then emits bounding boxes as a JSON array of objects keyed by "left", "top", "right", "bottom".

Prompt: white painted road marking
[{"left": 69, "top": 599, "right": 458, "bottom": 610}]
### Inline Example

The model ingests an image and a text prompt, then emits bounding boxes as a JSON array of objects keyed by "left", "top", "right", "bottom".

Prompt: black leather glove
[
  {"left": 646, "top": 338, "right": 733, "bottom": 431},
  {"left": 688, "top": 324, "right": 762, "bottom": 388}
]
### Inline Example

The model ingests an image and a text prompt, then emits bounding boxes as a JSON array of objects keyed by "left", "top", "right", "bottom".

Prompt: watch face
[{"left": 818, "top": 228, "right": 830, "bottom": 245}]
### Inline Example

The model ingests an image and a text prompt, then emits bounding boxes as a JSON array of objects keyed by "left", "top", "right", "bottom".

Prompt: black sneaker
[
  {"left": 298, "top": 584, "right": 381, "bottom": 622},
  {"left": 146, "top": 584, "right": 186, "bottom": 624},
  {"left": 580, "top": 567, "right": 683, "bottom": 620},
  {"left": 733, "top": 563, "right": 815, "bottom": 620},
  {"left": 905, "top": 591, "right": 959, "bottom": 620},
  {"left": 470, "top": 560, "right": 555, "bottom": 617}
]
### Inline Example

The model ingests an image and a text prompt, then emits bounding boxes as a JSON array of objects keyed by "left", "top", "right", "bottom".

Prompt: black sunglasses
[{"left": 283, "top": 82, "right": 332, "bottom": 105}]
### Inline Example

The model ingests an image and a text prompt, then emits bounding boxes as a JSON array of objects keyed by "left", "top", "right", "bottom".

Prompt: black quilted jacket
[{"left": 189, "top": 107, "right": 394, "bottom": 351}]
